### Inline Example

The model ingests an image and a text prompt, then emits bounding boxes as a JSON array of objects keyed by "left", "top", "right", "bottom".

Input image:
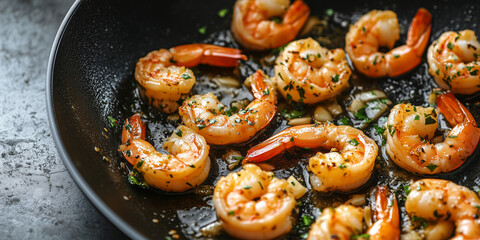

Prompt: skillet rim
[{"left": 45, "top": 0, "right": 144, "bottom": 239}]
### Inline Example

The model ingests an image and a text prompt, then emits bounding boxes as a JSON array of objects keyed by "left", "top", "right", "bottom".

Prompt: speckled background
[{"left": 0, "top": 0, "right": 126, "bottom": 238}]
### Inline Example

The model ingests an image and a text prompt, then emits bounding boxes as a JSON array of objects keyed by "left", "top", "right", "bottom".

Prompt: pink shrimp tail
[
  {"left": 170, "top": 44, "right": 247, "bottom": 68},
  {"left": 406, "top": 8, "right": 432, "bottom": 56},
  {"left": 437, "top": 91, "right": 477, "bottom": 127}
]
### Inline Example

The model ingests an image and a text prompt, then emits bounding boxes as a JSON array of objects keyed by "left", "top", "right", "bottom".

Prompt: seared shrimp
[
  {"left": 406, "top": 179, "right": 480, "bottom": 239},
  {"left": 345, "top": 8, "right": 432, "bottom": 78},
  {"left": 427, "top": 30, "right": 480, "bottom": 95},
  {"left": 231, "top": 0, "right": 310, "bottom": 50},
  {"left": 386, "top": 91, "right": 480, "bottom": 174},
  {"left": 275, "top": 38, "right": 351, "bottom": 104},
  {"left": 135, "top": 44, "right": 247, "bottom": 113},
  {"left": 243, "top": 122, "right": 378, "bottom": 192},
  {"left": 178, "top": 69, "right": 276, "bottom": 145},
  {"left": 308, "top": 186, "right": 400, "bottom": 240},
  {"left": 119, "top": 114, "right": 210, "bottom": 192},
  {"left": 213, "top": 164, "right": 296, "bottom": 240}
]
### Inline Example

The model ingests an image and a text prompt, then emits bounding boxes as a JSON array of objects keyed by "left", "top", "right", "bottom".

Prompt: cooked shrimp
[
  {"left": 308, "top": 186, "right": 399, "bottom": 240},
  {"left": 243, "top": 122, "right": 378, "bottom": 192},
  {"left": 119, "top": 114, "right": 210, "bottom": 192},
  {"left": 345, "top": 8, "right": 432, "bottom": 78},
  {"left": 427, "top": 30, "right": 480, "bottom": 95},
  {"left": 178, "top": 69, "right": 276, "bottom": 145},
  {"left": 386, "top": 91, "right": 480, "bottom": 174},
  {"left": 274, "top": 38, "right": 351, "bottom": 104},
  {"left": 213, "top": 164, "right": 296, "bottom": 240},
  {"left": 135, "top": 44, "right": 247, "bottom": 113},
  {"left": 231, "top": 0, "right": 310, "bottom": 50},
  {"left": 405, "top": 179, "right": 480, "bottom": 239}
]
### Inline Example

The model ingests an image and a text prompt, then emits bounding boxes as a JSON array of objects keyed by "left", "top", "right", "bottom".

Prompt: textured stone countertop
[{"left": 0, "top": 0, "right": 126, "bottom": 238}]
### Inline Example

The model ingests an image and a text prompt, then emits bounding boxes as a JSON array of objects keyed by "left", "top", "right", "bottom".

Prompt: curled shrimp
[
  {"left": 405, "top": 179, "right": 480, "bottom": 239},
  {"left": 231, "top": 0, "right": 310, "bottom": 50},
  {"left": 427, "top": 30, "right": 480, "bottom": 95},
  {"left": 308, "top": 186, "right": 399, "bottom": 240},
  {"left": 386, "top": 91, "right": 480, "bottom": 174},
  {"left": 345, "top": 8, "right": 432, "bottom": 78},
  {"left": 213, "top": 164, "right": 296, "bottom": 240},
  {"left": 135, "top": 44, "right": 247, "bottom": 113},
  {"left": 119, "top": 114, "right": 210, "bottom": 192},
  {"left": 243, "top": 122, "right": 378, "bottom": 192},
  {"left": 274, "top": 38, "right": 352, "bottom": 104},
  {"left": 178, "top": 69, "right": 276, "bottom": 145}
]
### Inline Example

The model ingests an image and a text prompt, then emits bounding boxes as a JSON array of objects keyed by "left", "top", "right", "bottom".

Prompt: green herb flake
[
  {"left": 125, "top": 123, "right": 133, "bottom": 132},
  {"left": 436, "top": 69, "right": 440, "bottom": 75},
  {"left": 243, "top": 185, "right": 252, "bottom": 189},
  {"left": 414, "top": 115, "right": 420, "bottom": 120},
  {"left": 426, "top": 163, "right": 438, "bottom": 172},
  {"left": 331, "top": 74, "right": 339, "bottom": 82},
  {"left": 263, "top": 88, "right": 270, "bottom": 95},
  {"left": 198, "top": 26, "right": 207, "bottom": 34},
  {"left": 108, "top": 116, "right": 117, "bottom": 127},
  {"left": 326, "top": 8, "right": 334, "bottom": 16},
  {"left": 290, "top": 137, "right": 294, "bottom": 142},
  {"left": 339, "top": 163, "right": 347, "bottom": 169},
  {"left": 447, "top": 42, "right": 454, "bottom": 50},
  {"left": 349, "top": 138, "right": 359, "bottom": 146},
  {"left": 362, "top": 26, "right": 366, "bottom": 34},
  {"left": 424, "top": 116, "right": 437, "bottom": 125},
  {"left": 448, "top": 135, "right": 457, "bottom": 138},
  {"left": 373, "top": 56, "right": 378, "bottom": 65},
  {"left": 470, "top": 69, "right": 479, "bottom": 76},
  {"left": 227, "top": 210, "right": 235, "bottom": 215},
  {"left": 302, "top": 215, "right": 313, "bottom": 226},
  {"left": 181, "top": 73, "right": 191, "bottom": 79},
  {"left": 175, "top": 129, "right": 183, "bottom": 137},
  {"left": 136, "top": 160, "right": 144, "bottom": 168},
  {"left": 197, "top": 124, "right": 207, "bottom": 130},
  {"left": 393, "top": 54, "right": 399, "bottom": 58},
  {"left": 232, "top": 156, "right": 244, "bottom": 161},
  {"left": 189, "top": 165, "right": 195, "bottom": 168},
  {"left": 290, "top": 181, "right": 296, "bottom": 186},
  {"left": 258, "top": 181, "right": 264, "bottom": 190},
  {"left": 300, "top": 233, "right": 309, "bottom": 239},
  {"left": 374, "top": 124, "right": 385, "bottom": 135},
  {"left": 271, "top": 16, "right": 282, "bottom": 24},
  {"left": 339, "top": 116, "right": 350, "bottom": 125},
  {"left": 403, "top": 185, "right": 411, "bottom": 195},
  {"left": 351, "top": 233, "right": 370, "bottom": 240},
  {"left": 218, "top": 8, "right": 228, "bottom": 18}
]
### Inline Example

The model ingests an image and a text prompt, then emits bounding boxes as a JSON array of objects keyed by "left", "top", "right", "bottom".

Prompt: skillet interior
[{"left": 48, "top": 0, "right": 480, "bottom": 239}]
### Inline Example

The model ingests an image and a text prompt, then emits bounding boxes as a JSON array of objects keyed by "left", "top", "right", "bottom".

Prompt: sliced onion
[
  {"left": 212, "top": 76, "right": 241, "bottom": 88},
  {"left": 345, "top": 194, "right": 366, "bottom": 206},
  {"left": 355, "top": 90, "right": 387, "bottom": 102},
  {"left": 287, "top": 176, "right": 307, "bottom": 199}
]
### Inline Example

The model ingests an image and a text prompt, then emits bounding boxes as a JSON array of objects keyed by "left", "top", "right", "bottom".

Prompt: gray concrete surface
[{"left": 0, "top": 0, "right": 127, "bottom": 239}]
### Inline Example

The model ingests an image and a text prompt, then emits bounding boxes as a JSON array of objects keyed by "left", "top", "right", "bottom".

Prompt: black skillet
[{"left": 47, "top": 0, "right": 480, "bottom": 239}]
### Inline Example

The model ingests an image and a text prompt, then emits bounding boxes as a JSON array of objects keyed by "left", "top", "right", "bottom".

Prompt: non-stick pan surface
[{"left": 47, "top": 0, "right": 480, "bottom": 239}]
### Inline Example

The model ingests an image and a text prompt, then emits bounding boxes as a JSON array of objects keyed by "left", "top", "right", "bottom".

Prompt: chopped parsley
[
  {"left": 447, "top": 42, "right": 454, "bottom": 50},
  {"left": 218, "top": 8, "right": 228, "bottom": 18},
  {"left": 339, "top": 116, "right": 350, "bottom": 125},
  {"left": 227, "top": 210, "right": 235, "bottom": 215},
  {"left": 373, "top": 124, "right": 385, "bottom": 135},
  {"left": 108, "top": 116, "right": 117, "bottom": 127},
  {"left": 232, "top": 156, "right": 244, "bottom": 161},
  {"left": 339, "top": 163, "right": 347, "bottom": 169},
  {"left": 181, "top": 73, "right": 191, "bottom": 79},
  {"left": 331, "top": 74, "right": 339, "bottom": 82},
  {"left": 243, "top": 185, "right": 252, "bottom": 189},
  {"left": 175, "top": 129, "right": 183, "bottom": 137},
  {"left": 351, "top": 234, "right": 370, "bottom": 239},
  {"left": 403, "top": 184, "right": 411, "bottom": 195},
  {"left": 349, "top": 138, "right": 359, "bottom": 146},
  {"left": 426, "top": 163, "right": 438, "bottom": 172},
  {"left": 197, "top": 124, "right": 206, "bottom": 130},
  {"left": 198, "top": 26, "right": 207, "bottom": 34}
]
